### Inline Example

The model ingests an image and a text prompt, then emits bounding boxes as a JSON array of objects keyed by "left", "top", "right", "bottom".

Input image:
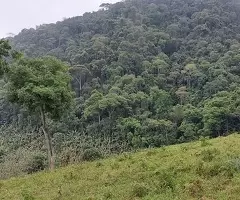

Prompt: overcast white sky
[{"left": 0, "top": 0, "right": 119, "bottom": 38}]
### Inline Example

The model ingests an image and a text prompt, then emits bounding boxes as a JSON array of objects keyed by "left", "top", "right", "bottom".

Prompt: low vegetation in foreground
[{"left": 1, "top": 134, "right": 240, "bottom": 200}]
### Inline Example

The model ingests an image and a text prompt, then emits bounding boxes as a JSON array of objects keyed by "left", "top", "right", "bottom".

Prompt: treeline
[{"left": 1, "top": 0, "right": 240, "bottom": 177}]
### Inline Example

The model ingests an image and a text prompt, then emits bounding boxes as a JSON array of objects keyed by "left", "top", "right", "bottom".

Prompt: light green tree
[{"left": 6, "top": 56, "right": 74, "bottom": 170}]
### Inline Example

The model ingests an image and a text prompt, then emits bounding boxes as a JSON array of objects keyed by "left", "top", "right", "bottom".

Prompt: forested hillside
[{"left": 1, "top": 0, "right": 240, "bottom": 178}]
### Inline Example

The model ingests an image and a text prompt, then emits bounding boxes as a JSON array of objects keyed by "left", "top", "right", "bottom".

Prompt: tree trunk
[
  {"left": 76, "top": 77, "right": 82, "bottom": 97},
  {"left": 226, "top": 119, "right": 229, "bottom": 135},
  {"left": 98, "top": 113, "right": 101, "bottom": 124},
  {"left": 40, "top": 107, "right": 55, "bottom": 170},
  {"left": 165, "top": 131, "right": 169, "bottom": 145}
]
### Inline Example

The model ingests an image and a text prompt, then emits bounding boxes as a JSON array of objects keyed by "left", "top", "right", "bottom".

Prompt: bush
[
  {"left": 0, "top": 149, "right": 46, "bottom": 179},
  {"left": 185, "top": 179, "right": 203, "bottom": 198},
  {"left": 200, "top": 148, "right": 219, "bottom": 162},
  {"left": 82, "top": 148, "right": 103, "bottom": 161},
  {"left": 96, "top": 162, "right": 103, "bottom": 167},
  {"left": 21, "top": 190, "right": 35, "bottom": 200},
  {"left": 154, "top": 170, "right": 175, "bottom": 191},
  {"left": 0, "top": 148, "right": 5, "bottom": 163},
  {"left": 25, "top": 153, "right": 47, "bottom": 174},
  {"left": 229, "top": 158, "right": 240, "bottom": 171},
  {"left": 117, "top": 152, "right": 132, "bottom": 162},
  {"left": 146, "top": 149, "right": 158, "bottom": 156},
  {"left": 130, "top": 182, "right": 149, "bottom": 198},
  {"left": 103, "top": 191, "right": 113, "bottom": 199},
  {"left": 199, "top": 136, "right": 211, "bottom": 147},
  {"left": 196, "top": 161, "right": 235, "bottom": 178},
  {"left": 59, "top": 147, "right": 76, "bottom": 166},
  {"left": 111, "top": 162, "right": 120, "bottom": 170}
]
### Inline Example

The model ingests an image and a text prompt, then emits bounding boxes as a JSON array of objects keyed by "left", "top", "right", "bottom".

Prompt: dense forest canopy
[{"left": 1, "top": 0, "right": 240, "bottom": 177}]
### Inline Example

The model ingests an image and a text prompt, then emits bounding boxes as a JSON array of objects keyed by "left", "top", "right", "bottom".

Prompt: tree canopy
[
  {"left": 5, "top": 56, "right": 73, "bottom": 169},
  {"left": 8, "top": 0, "right": 240, "bottom": 146}
]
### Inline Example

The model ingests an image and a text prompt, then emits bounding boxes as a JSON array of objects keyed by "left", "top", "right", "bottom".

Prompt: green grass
[{"left": 2, "top": 134, "right": 240, "bottom": 200}]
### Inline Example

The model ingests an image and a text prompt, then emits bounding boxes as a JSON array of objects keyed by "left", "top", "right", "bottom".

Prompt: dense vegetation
[
  {"left": 2, "top": 135, "right": 240, "bottom": 199},
  {"left": 1, "top": 0, "right": 240, "bottom": 177}
]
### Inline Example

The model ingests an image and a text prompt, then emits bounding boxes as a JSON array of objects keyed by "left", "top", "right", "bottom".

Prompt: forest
[{"left": 1, "top": 0, "right": 240, "bottom": 178}]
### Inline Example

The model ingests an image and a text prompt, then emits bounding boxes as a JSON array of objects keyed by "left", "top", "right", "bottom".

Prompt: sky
[{"left": 0, "top": 0, "right": 119, "bottom": 38}]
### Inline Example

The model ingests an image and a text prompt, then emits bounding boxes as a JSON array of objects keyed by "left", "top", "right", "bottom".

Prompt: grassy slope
[{"left": 1, "top": 135, "right": 240, "bottom": 200}]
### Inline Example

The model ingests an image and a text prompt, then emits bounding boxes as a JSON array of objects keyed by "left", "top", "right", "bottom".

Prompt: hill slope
[{"left": 1, "top": 134, "right": 240, "bottom": 200}]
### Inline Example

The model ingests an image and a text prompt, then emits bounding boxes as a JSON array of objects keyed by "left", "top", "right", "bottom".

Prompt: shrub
[
  {"left": 154, "top": 170, "right": 175, "bottom": 192},
  {"left": 111, "top": 162, "right": 120, "bottom": 170},
  {"left": 218, "top": 163, "right": 235, "bottom": 178},
  {"left": 180, "top": 146, "right": 189, "bottom": 152},
  {"left": 196, "top": 161, "right": 235, "bottom": 178},
  {"left": 63, "top": 171, "right": 77, "bottom": 181},
  {"left": 159, "top": 171, "right": 175, "bottom": 190},
  {"left": 139, "top": 159, "right": 148, "bottom": 169},
  {"left": 130, "top": 182, "right": 149, "bottom": 198},
  {"left": 96, "top": 162, "right": 103, "bottom": 167},
  {"left": 200, "top": 148, "right": 219, "bottom": 162},
  {"left": 0, "top": 148, "right": 5, "bottom": 163},
  {"left": 21, "top": 190, "right": 35, "bottom": 200},
  {"left": 199, "top": 136, "right": 211, "bottom": 147},
  {"left": 0, "top": 149, "right": 46, "bottom": 179},
  {"left": 25, "top": 153, "right": 47, "bottom": 174},
  {"left": 229, "top": 158, "right": 240, "bottom": 171},
  {"left": 146, "top": 149, "right": 158, "bottom": 156},
  {"left": 59, "top": 148, "right": 76, "bottom": 166},
  {"left": 103, "top": 191, "right": 113, "bottom": 199},
  {"left": 82, "top": 148, "right": 103, "bottom": 161},
  {"left": 117, "top": 152, "right": 132, "bottom": 162},
  {"left": 185, "top": 179, "right": 203, "bottom": 198}
]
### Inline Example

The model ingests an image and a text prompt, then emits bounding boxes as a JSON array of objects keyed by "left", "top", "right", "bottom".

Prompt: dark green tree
[{"left": 0, "top": 39, "right": 11, "bottom": 76}]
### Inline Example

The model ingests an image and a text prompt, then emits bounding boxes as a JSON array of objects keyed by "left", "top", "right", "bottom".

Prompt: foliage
[
  {"left": 82, "top": 148, "right": 103, "bottom": 161},
  {"left": 0, "top": 39, "right": 11, "bottom": 76},
  {"left": 130, "top": 182, "right": 149, "bottom": 198},
  {"left": 6, "top": 57, "right": 73, "bottom": 119},
  {"left": 25, "top": 153, "right": 47, "bottom": 174},
  {"left": 4, "top": 56, "right": 74, "bottom": 170}
]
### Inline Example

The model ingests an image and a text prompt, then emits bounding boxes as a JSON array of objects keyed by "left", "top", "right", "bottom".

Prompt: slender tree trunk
[
  {"left": 80, "top": 77, "right": 82, "bottom": 91},
  {"left": 109, "top": 110, "right": 114, "bottom": 138},
  {"left": 226, "top": 119, "right": 229, "bottom": 135},
  {"left": 40, "top": 107, "right": 55, "bottom": 170},
  {"left": 58, "top": 37, "right": 61, "bottom": 47},
  {"left": 180, "top": 96, "right": 183, "bottom": 105},
  {"left": 165, "top": 131, "right": 169, "bottom": 145},
  {"left": 76, "top": 77, "right": 82, "bottom": 97},
  {"left": 98, "top": 113, "right": 101, "bottom": 124}
]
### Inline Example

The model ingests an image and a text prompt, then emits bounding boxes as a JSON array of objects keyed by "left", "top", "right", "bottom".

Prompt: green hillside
[{"left": 1, "top": 134, "right": 240, "bottom": 200}]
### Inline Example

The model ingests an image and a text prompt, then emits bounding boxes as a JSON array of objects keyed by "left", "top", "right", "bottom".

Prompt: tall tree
[
  {"left": 69, "top": 65, "right": 91, "bottom": 97},
  {"left": 5, "top": 57, "right": 74, "bottom": 170},
  {"left": 0, "top": 39, "right": 11, "bottom": 76}
]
